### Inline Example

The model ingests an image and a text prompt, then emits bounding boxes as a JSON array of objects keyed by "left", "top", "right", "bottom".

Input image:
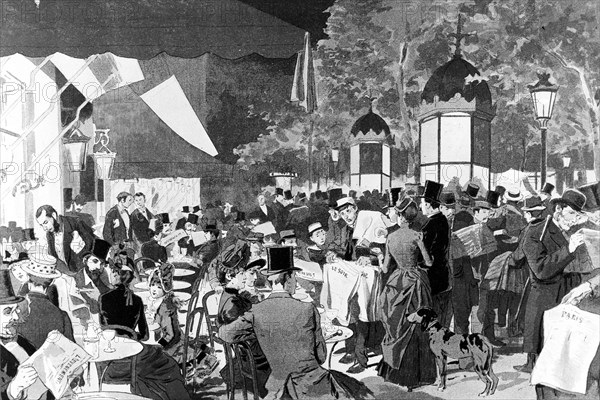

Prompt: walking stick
[{"left": 514, "top": 277, "right": 530, "bottom": 322}]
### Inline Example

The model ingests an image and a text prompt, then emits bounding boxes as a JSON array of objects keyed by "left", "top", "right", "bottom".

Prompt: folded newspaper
[
  {"left": 294, "top": 258, "right": 323, "bottom": 282},
  {"left": 454, "top": 223, "right": 497, "bottom": 258},
  {"left": 21, "top": 331, "right": 91, "bottom": 400},
  {"left": 564, "top": 228, "right": 600, "bottom": 273},
  {"left": 159, "top": 229, "right": 188, "bottom": 247}
]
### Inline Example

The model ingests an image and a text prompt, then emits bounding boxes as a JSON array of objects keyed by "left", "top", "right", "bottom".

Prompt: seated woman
[
  {"left": 217, "top": 241, "right": 271, "bottom": 398},
  {"left": 99, "top": 258, "right": 191, "bottom": 400}
]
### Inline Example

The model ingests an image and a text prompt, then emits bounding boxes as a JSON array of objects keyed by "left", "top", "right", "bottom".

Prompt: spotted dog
[{"left": 408, "top": 307, "right": 499, "bottom": 397}]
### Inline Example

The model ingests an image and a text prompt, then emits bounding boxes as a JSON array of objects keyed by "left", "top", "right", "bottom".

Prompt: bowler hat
[
  {"left": 284, "top": 190, "right": 293, "bottom": 200},
  {"left": 275, "top": 188, "right": 284, "bottom": 196},
  {"left": 0, "top": 269, "right": 24, "bottom": 305},
  {"left": 187, "top": 214, "right": 199, "bottom": 225},
  {"left": 522, "top": 196, "right": 546, "bottom": 212},
  {"left": 440, "top": 192, "right": 456, "bottom": 207},
  {"left": 577, "top": 182, "right": 600, "bottom": 212},
  {"left": 550, "top": 189, "right": 587, "bottom": 213},
  {"left": 158, "top": 213, "right": 170, "bottom": 224},
  {"left": 420, "top": 180, "right": 444, "bottom": 202},
  {"left": 203, "top": 224, "right": 221, "bottom": 237},
  {"left": 261, "top": 246, "right": 301, "bottom": 276},
  {"left": 82, "top": 238, "right": 112, "bottom": 261},
  {"left": 279, "top": 230, "right": 296, "bottom": 240},
  {"left": 541, "top": 183, "right": 555, "bottom": 196},
  {"left": 466, "top": 183, "right": 480, "bottom": 198}
]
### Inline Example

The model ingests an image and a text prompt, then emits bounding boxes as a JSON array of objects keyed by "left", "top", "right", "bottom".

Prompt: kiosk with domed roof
[
  {"left": 418, "top": 16, "right": 496, "bottom": 188},
  {"left": 349, "top": 99, "right": 395, "bottom": 192}
]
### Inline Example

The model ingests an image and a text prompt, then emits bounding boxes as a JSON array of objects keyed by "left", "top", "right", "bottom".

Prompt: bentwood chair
[
  {"left": 233, "top": 340, "right": 265, "bottom": 400},
  {"left": 202, "top": 290, "right": 220, "bottom": 349}
]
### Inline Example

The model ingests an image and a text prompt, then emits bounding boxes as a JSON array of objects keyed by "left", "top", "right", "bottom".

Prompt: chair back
[
  {"left": 133, "top": 257, "right": 157, "bottom": 278},
  {"left": 202, "top": 290, "right": 220, "bottom": 349},
  {"left": 233, "top": 340, "right": 262, "bottom": 400}
]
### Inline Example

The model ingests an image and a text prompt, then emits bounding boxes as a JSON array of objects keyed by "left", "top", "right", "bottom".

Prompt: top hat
[
  {"left": 385, "top": 188, "right": 403, "bottom": 209},
  {"left": 158, "top": 213, "right": 170, "bottom": 224},
  {"left": 234, "top": 211, "right": 246, "bottom": 222},
  {"left": 541, "top": 183, "right": 555, "bottom": 196},
  {"left": 192, "top": 205, "right": 201, "bottom": 213},
  {"left": 21, "top": 228, "right": 36, "bottom": 242},
  {"left": 284, "top": 190, "right": 293, "bottom": 200},
  {"left": 505, "top": 188, "right": 523, "bottom": 202},
  {"left": 494, "top": 186, "right": 506, "bottom": 197},
  {"left": 486, "top": 190, "right": 501, "bottom": 208},
  {"left": 328, "top": 188, "right": 344, "bottom": 207},
  {"left": 275, "top": 188, "right": 284, "bottom": 196},
  {"left": 73, "top": 194, "right": 88, "bottom": 205},
  {"left": 335, "top": 197, "right": 356, "bottom": 211},
  {"left": 578, "top": 182, "right": 600, "bottom": 212},
  {"left": 261, "top": 246, "right": 301, "bottom": 276},
  {"left": 0, "top": 269, "right": 24, "bottom": 305},
  {"left": 522, "top": 196, "right": 546, "bottom": 211},
  {"left": 348, "top": 190, "right": 357, "bottom": 199},
  {"left": 315, "top": 190, "right": 323, "bottom": 200},
  {"left": 203, "top": 224, "right": 221, "bottom": 237},
  {"left": 182, "top": 206, "right": 190, "bottom": 213},
  {"left": 308, "top": 222, "right": 324, "bottom": 236},
  {"left": 297, "top": 192, "right": 307, "bottom": 200},
  {"left": 21, "top": 252, "right": 61, "bottom": 279},
  {"left": 550, "top": 189, "right": 587, "bottom": 213},
  {"left": 149, "top": 262, "right": 174, "bottom": 293},
  {"left": 466, "top": 183, "right": 480, "bottom": 198},
  {"left": 83, "top": 238, "right": 112, "bottom": 261},
  {"left": 440, "top": 192, "right": 456, "bottom": 207},
  {"left": 420, "top": 180, "right": 444, "bottom": 202},
  {"left": 187, "top": 213, "right": 199, "bottom": 225}
]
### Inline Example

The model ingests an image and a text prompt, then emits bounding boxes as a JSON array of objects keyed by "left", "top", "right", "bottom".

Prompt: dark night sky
[{"left": 239, "top": 0, "right": 336, "bottom": 43}]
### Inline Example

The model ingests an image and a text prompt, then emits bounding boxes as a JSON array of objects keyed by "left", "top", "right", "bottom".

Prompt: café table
[
  {"left": 75, "top": 390, "right": 151, "bottom": 400},
  {"left": 133, "top": 281, "right": 191, "bottom": 291},
  {"left": 322, "top": 325, "right": 353, "bottom": 370},
  {"left": 173, "top": 268, "right": 195, "bottom": 277}
]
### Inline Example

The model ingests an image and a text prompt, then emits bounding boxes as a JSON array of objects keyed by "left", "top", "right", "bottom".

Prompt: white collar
[
  {"left": 427, "top": 210, "right": 441, "bottom": 218},
  {"left": 84, "top": 270, "right": 95, "bottom": 286}
]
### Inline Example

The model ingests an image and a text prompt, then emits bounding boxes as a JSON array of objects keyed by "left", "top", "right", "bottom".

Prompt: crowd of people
[{"left": 1, "top": 178, "right": 599, "bottom": 400}]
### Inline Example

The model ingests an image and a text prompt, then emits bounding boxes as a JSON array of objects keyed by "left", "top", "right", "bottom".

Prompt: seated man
[
  {"left": 16, "top": 252, "right": 75, "bottom": 349},
  {"left": 235, "top": 246, "right": 373, "bottom": 399},
  {"left": 73, "top": 238, "right": 114, "bottom": 325},
  {"left": 141, "top": 226, "right": 168, "bottom": 271}
]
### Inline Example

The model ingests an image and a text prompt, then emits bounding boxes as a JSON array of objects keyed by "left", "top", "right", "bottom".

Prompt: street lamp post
[
  {"left": 562, "top": 155, "right": 571, "bottom": 189},
  {"left": 331, "top": 147, "right": 339, "bottom": 185},
  {"left": 528, "top": 72, "right": 559, "bottom": 190}
]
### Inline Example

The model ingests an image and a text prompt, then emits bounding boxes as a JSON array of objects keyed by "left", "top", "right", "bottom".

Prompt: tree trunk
[{"left": 396, "top": 42, "right": 419, "bottom": 182}]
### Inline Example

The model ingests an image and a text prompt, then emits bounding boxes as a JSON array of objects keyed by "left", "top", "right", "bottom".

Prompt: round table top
[
  {"left": 76, "top": 391, "right": 152, "bottom": 400},
  {"left": 174, "top": 268, "right": 196, "bottom": 277},
  {"left": 134, "top": 281, "right": 191, "bottom": 291},
  {"left": 174, "top": 291, "right": 192, "bottom": 302},
  {"left": 87, "top": 337, "right": 144, "bottom": 362},
  {"left": 322, "top": 326, "right": 353, "bottom": 344}
]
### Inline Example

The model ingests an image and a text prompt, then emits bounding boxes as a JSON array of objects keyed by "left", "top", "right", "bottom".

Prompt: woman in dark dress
[
  {"left": 377, "top": 214, "right": 437, "bottom": 390},
  {"left": 99, "top": 257, "right": 191, "bottom": 400},
  {"left": 216, "top": 241, "right": 271, "bottom": 398}
]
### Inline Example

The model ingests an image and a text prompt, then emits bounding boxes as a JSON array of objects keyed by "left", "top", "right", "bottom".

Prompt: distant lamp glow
[{"left": 331, "top": 148, "right": 339, "bottom": 163}]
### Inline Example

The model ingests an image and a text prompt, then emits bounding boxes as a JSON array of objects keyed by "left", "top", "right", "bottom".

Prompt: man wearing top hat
[
  {"left": 177, "top": 213, "right": 200, "bottom": 256},
  {"left": 271, "top": 188, "right": 289, "bottom": 232},
  {"left": 308, "top": 190, "right": 330, "bottom": 231},
  {"left": 383, "top": 188, "right": 403, "bottom": 235},
  {"left": 0, "top": 269, "right": 43, "bottom": 400},
  {"left": 514, "top": 189, "right": 587, "bottom": 372},
  {"left": 35, "top": 204, "right": 96, "bottom": 274},
  {"left": 175, "top": 206, "right": 191, "bottom": 231},
  {"left": 16, "top": 252, "right": 75, "bottom": 350},
  {"left": 255, "top": 192, "right": 276, "bottom": 224},
  {"left": 419, "top": 180, "right": 452, "bottom": 327},
  {"left": 141, "top": 221, "right": 169, "bottom": 271},
  {"left": 238, "top": 246, "right": 371, "bottom": 399},
  {"left": 191, "top": 225, "right": 221, "bottom": 267},
  {"left": 286, "top": 193, "right": 311, "bottom": 242}
]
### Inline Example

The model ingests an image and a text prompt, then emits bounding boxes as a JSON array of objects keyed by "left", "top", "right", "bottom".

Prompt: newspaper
[
  {"left": 252, "top": 221, "right": 277, "bottom": 236},
  {"left": 352, "top": 210, "right": 392, "bottom": 244},
  {"left": 294, "top": 258, "right": 323, "bottom": 282},
  {"left": 159, "top": 229, "right": 188, "bottom": 247},
  {"left": 454, "top": 223, "right": 497, "bottom": 258},
  {"left": 531, "top": 304, "right": 600, "bottom": 394},
  {"left": 564, "top": 228, "right": 600, "bottom": 273},
  {"left": 21, "top": 331, "right": 91, "bottom": 400}
]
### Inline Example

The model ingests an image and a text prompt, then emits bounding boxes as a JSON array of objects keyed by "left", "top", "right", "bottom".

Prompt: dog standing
[{"left": 408, "top": 307, "right": 499, "bottom": 397}]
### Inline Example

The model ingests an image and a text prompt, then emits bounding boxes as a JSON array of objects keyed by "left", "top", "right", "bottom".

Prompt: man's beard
[
  {"left": 0, "top": 323, "right": 17, "bottom": 340},
  {"left": 86, "top": 266, "right": 102, "bottom": 280}
]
